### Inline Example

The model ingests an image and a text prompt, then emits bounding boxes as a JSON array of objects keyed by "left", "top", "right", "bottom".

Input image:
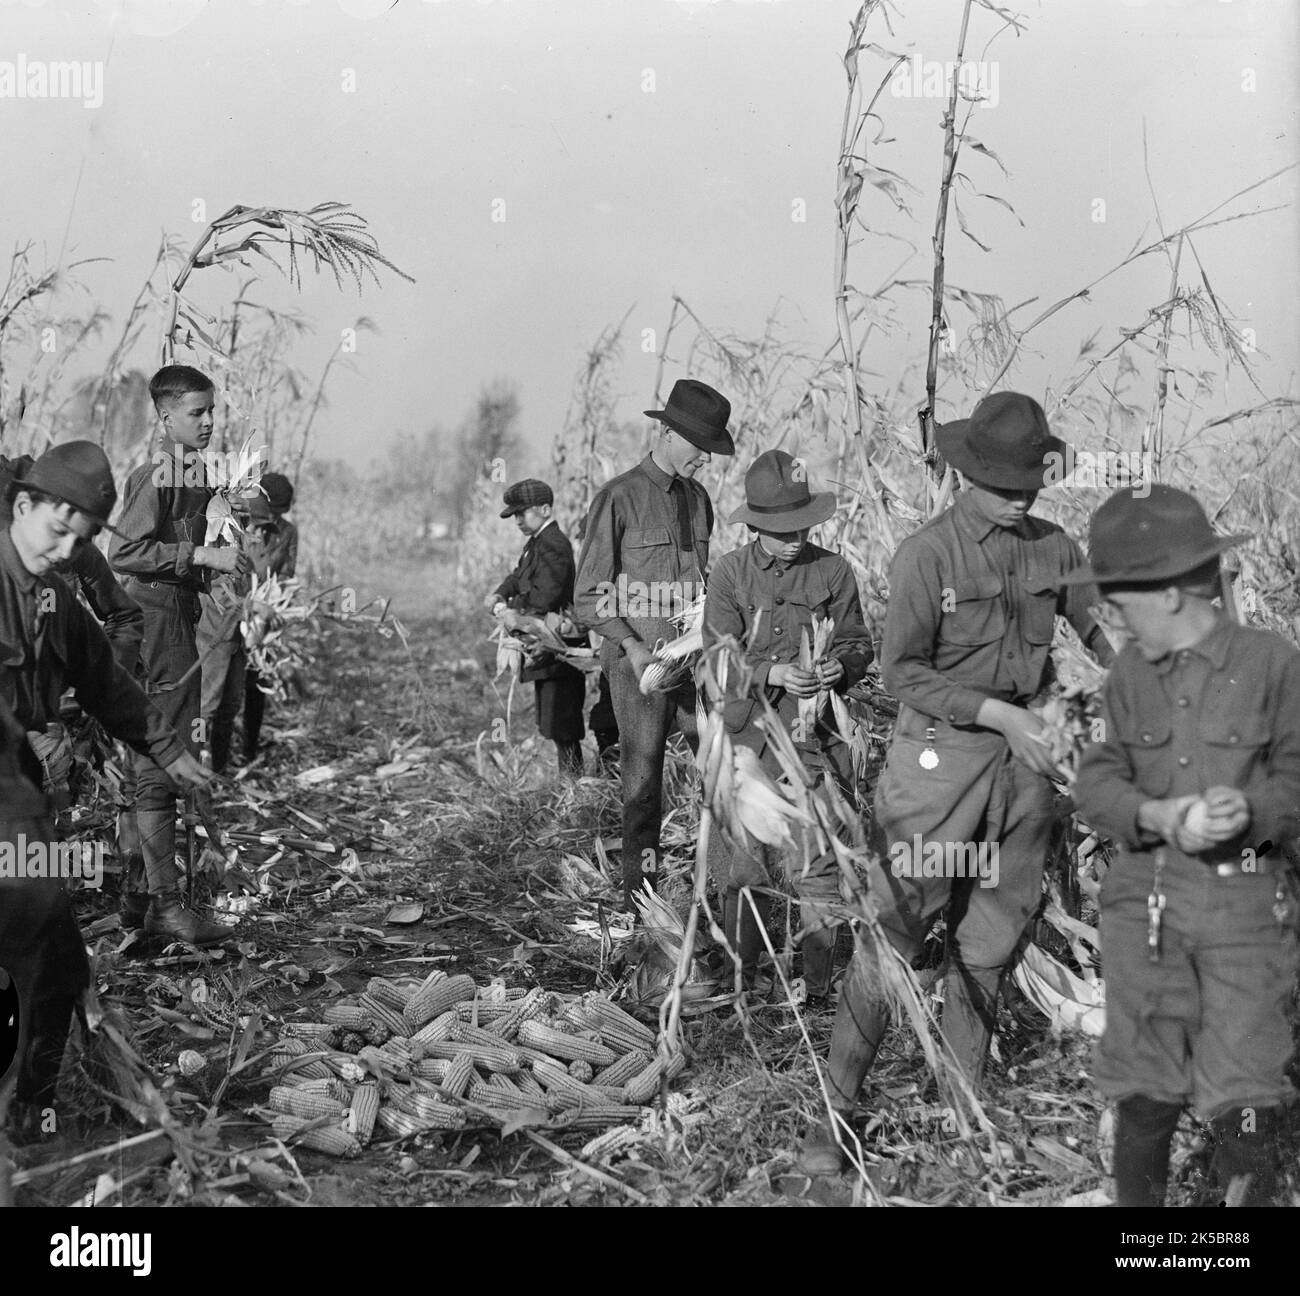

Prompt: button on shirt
[
  {"left": 702, "top": 539, "right": 874, "bottom": 735},
  {"left": 882, "top": 491, "right": 1112, "bottom": 727},
  {"left": 574, "top": 455, "right": 713, "bottom": 646},
  {"left": 1075, "top": 618, "right": 1300, "bottom": 863}
]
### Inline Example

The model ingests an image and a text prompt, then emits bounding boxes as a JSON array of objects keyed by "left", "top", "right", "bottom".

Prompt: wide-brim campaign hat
[
  {"left": 645, "top": 378, "right": 736, "bottom": 456},
  {"left": 500, "top": 478, "right": 554, "bottom": 518},
  {"left": 728, "top": 450, "right": 837, "bottom": 532},
  {"left": 1058, "top": 484, "right": 1250, "bottom": 587},
  {"left": 936, "top": 391, "right": 1069, "bottom": 491},
  {"left": 18, "top": 441, "right": 122, "bottom": 533}
]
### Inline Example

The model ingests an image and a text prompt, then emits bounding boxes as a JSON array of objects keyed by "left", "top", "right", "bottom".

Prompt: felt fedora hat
[
  {"left": 645, "top": 379, "right": 735, "bottom": 456},
  {"left": 17, "top": 441, "right": 121, "bottom": 532},
  {"left": 936, "top": 391, "right": 1069, "bottom": 491},
  {"left": 728, "top": 450, "right": 837, "bottom": 532},
  {"left": 1058, "top": 484, "right": 1249, "bottom": 587}
]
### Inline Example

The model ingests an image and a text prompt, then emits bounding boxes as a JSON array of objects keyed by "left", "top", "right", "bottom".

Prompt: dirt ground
[{"left": 8, "top": 556, "right": 1298, "bottom": 1208}]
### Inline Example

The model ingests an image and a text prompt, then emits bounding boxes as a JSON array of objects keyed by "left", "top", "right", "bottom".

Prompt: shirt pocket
[
  {"left": 784, "top": 578, "right": 834, "bottom": 653},
  {"left": 1197, "top": 711, "right": 1271, "bottom": 788},
  {"left": 1115, "top": 713, "right": 1174, "bottom": 797},
  {"left": 621, "top": 526, "right": 677, "bottom": 588},
  {"left": 1020, "top": 580, "right": 1058, "bottom": 646},
  {"left": 939, "top": 574, "right": 1006, "bottom": 646}
]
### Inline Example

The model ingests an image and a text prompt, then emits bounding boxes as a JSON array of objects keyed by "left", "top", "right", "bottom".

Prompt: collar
[
  {"left": 639, "top": 455, "right": 677, "bottom": 493},
  {"left": 951, "top": 491, "right": 999, "bottom": 544},
  {"left": 751, "top": 539, "right": 813, "bottom": 572},
  {"left": 1151, "top": 615, "right": 1235, "bottom": 675},
  {"left": 0, "top": 528, "right": 39, "bottom": 595}
]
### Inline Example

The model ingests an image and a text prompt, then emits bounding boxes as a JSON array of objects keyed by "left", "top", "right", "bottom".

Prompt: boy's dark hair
[
  {"left": 1102, "top": 557, "right": 1222, "bottom": 600},
  {"left": 150, "top": 364, "right": 214, "bottom": 409},
  {"left": 4, "top": 480, "right": 61, "bottom": 511}
]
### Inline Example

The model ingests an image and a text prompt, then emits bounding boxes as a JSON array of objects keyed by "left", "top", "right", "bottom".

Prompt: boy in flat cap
[
  {"left": 1071, "top": 486, "right": 1299, "bottom": 1207},
  {"left": 799, "top": 391, "right": 1114, "bottom": 1174},
  {"left": 109, "top": 364, "right": 249, "bottom": 945},
  {"left": 702, "top": 450, "right": 873, "bottom": 1004},
  {"left": 575, "top": 378, "right": 735, "bottom": 909},
  {"left": 0, "top": 443, "right": 214, "bottom": 1125},
  {"left": 490, "top": 478, "right": 587, "bottom": 777}
]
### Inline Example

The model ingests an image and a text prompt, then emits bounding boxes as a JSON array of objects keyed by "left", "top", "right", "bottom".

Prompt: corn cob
[
  {"left": 454, "top": 999, "right": 515, "bottom": 1024},
  {"left": 285, "top": 1076, "right": 351, "bottom": 1103},
  {"left": 518, "top": 989, "right": 557, "bottom": 1022},
  {"left": 412, "top": 1058, "right": 449, "bottom": 1083},
  {"left": 366, "top": 977, "right": 411, "bottom": 1012},
  {"left": 580, "top": 1124, "right": 642, "bottom": 1163},
  {"left": 270, "top": 1036, "right": 309, "bottom": 1061},
  {"left": 387, "top": 1083, "right": 469, "bottom": 1125},
  {"left": 593, "top": 1085, "right": 630, "bottom": 1104},
  {"left": 583, "top": 996, "right": 656, "bottom": 1049},
  {"left": 403, "top": 973, "right": 476, "bottom": 1030},
  {"left": 322, "top": 1005, "right": 371, "bottom": 1030},
  {"left": 422, "top": 1038, "right": 524, "bottom": 1075},
  {"left": 623, "top": 1052, "right": 687, "bottom": 1105},
  {"left": 556, "top": 998, "right": 592, "bottom": 1029},
  {"left": 548, "top": 1105, "right": 646, "bottom": 1131},
  {"left": 376, "top": 1106, "right": 436, "bottom": 1139},
  {"left": 518, "top": 1021, "right": 617, "bottom": 1067},
  {"left": 531, "top": 1055, "right": 610, "bottom": 1110},
  {"left": 346, "top": 1081, "right": 380, "bottom": 1144},
  {"left": 380, "top": 1037, "right": 416, "bottom": 1067},
  {"left": 450, "top": 1021, "right": 516, "bottom": 1050},
  {"left": 358, "top": 993, "right": 411, "bottom": 1038},
  {"left": 482, "top": 1002, "right": 528, "bottom": 1041},
  {"left": 281, "top": 1021, "right": 335, "bottom": 1043},
  {"left": 357, "top": 1044, "right": 410, "bottom": 1078},
  {"left": 271, "top": 1114, "right": 361, "bottom": 1158},
  {"left": 594, "top": 1050, "right": 653, "bottom": 1087},
  {"left": 468, "top": 1079, "right": 535, "bottom": 1112},
  {"left": 268, "top": 1086, "right": 347, "bottom": 1120},
  {"left": 568, "top": 1059, "right": 595, "bottom": 1084},
  {"left": 411, "top": 1011, "right": 458, "bottom": 1045},
  {"left": 337, "top": 1031, "right": 366, "bottom": 1054},
  {"left": 515, "top": 1070, "right": 548, "bottom": 1103},
  {"left": 441, "top": 1051, "right": 477, "bottom": 1098},
  {"left": 487, "top": 1073, "right": 529, "bottom": 1099},
  {"left": 322, "top": 1054, "right": 367, "bottom": 1084}
]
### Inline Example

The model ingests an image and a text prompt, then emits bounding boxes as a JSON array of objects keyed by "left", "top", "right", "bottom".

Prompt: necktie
[{"left": 670, "top": 478, "right": 694, "bottom": 555}]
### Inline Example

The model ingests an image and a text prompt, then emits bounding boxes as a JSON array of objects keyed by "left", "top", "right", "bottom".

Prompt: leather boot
[
  {"left": 941, "top": 962, "right": 1002, "bottom": 1090},
  {"left": 243, "top": 671, "right": 266, "bottom": 762},
  {"left": 1209, "top": 1106, "right": 1280, "bottom": 1206},
  {"left": 796, "top": 949, "right": 891, "bottom": 1176},
  {"left": 800, "top": 924, "right": 836, "bottom": 1001},
  {"left": 145, "top": 892, "right": 234, "bottom": 946},
  {"left": 721, "top": 888, "right": 769, "bottom": 990},
  {"left": 135, "top": 807, "right": 181, "bottom": 896},
  {"left": 1113, "top": 1095, "right": 1181, "bottom": 1206},
  {"left": 119, "top": 891, "right": 149, "bottom": 931}
]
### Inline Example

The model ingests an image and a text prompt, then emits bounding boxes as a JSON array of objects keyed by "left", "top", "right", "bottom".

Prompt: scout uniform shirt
[
  {"left": 1073, "top": 617, "right": 1300, "bottom": 1117},
  {"left": 883, "top": 489, "right": 1109, "bottom": 727},
  {"left": 574, "top": 455, "right": 712, "bottom": 649},
  {"left": 0, "top": 529, "right": 187, "bottom": 800},
  {"left": 108, "top": 460, "right": 212, "bottom": 592},
  {"left": 702, "top": 539, "right": 874, "bottom": 739}
]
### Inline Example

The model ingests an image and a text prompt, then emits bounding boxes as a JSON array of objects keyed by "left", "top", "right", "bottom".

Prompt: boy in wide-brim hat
[
  {"left": 702, "top": 450, "right": 873, "bottom": 1003},
  {"left": 1069, "top": 485, "right": 1299, "bottom": 1207},
  {"left": 490, "top": 478, "right": 588, "bottom": 776},
  {"left": 798, "top": 391, "right": 1115, "bottom": 1174},
  {"left": 575, "top": 378, "right": 736, "bottom": 908}
]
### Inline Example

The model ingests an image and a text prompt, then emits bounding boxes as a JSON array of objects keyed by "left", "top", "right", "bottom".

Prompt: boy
[
  {"left": 109, "top": 365, "right": 249, "bottom": 945},
  {"left": 702, "top": 450, "right": 873, "bottom": 1005},
  {"left": 0, "top": 443, "right": 213, "bottom": 1124},
  {"left": 798, "top": 392, "right": 1113, "bottom": 1174},
  {"left": 489, "top": 478, "right": 586, "bottom": 777},
  {"left": 574, "top": 378, "right": 735, "bottom": 908},
  {"left": 1070, "top": 485, "right": 1300, "bottom": 1207}
]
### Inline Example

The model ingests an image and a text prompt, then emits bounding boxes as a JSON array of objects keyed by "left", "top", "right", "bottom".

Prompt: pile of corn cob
[{"left": 258, "top": 973, "right": 685, "bottom": 1158}]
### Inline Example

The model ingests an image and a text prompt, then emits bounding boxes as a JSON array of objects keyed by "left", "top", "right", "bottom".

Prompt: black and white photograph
[{"left": 0, "top": 0, "right": 1298, "bottom": 1245}]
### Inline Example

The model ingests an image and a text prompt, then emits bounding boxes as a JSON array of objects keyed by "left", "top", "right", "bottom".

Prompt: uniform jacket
[
  {"left": 495, "top": 520, "right": 579, "bottom": 683},
  {"left": 108, "top": 455, "right": 212, "bottom": 593},
  {"left": 1074, "top": 618, "right": 1300, "bottom": 868},
  {"left": 703, "top": 539, "right": 873, "bottom": 739},
  {"left": 882, "top": 490, "right": 1111, "bottom": 729}
]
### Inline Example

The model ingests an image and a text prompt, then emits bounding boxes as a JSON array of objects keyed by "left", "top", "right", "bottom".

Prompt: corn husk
[
  {"left": 639, "top": 592, "right": 706, "bottom": 695},
  {"left": 491, "top": 613, "right": 600, "bottom": 678},
  {"left": 1010, "top": 943, "right": 1106, "bottom": 1037}
]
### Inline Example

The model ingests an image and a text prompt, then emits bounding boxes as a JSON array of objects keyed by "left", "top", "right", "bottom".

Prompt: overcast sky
[{"left": 2, "top": 0, "right": 1296, "bottom": 473}]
